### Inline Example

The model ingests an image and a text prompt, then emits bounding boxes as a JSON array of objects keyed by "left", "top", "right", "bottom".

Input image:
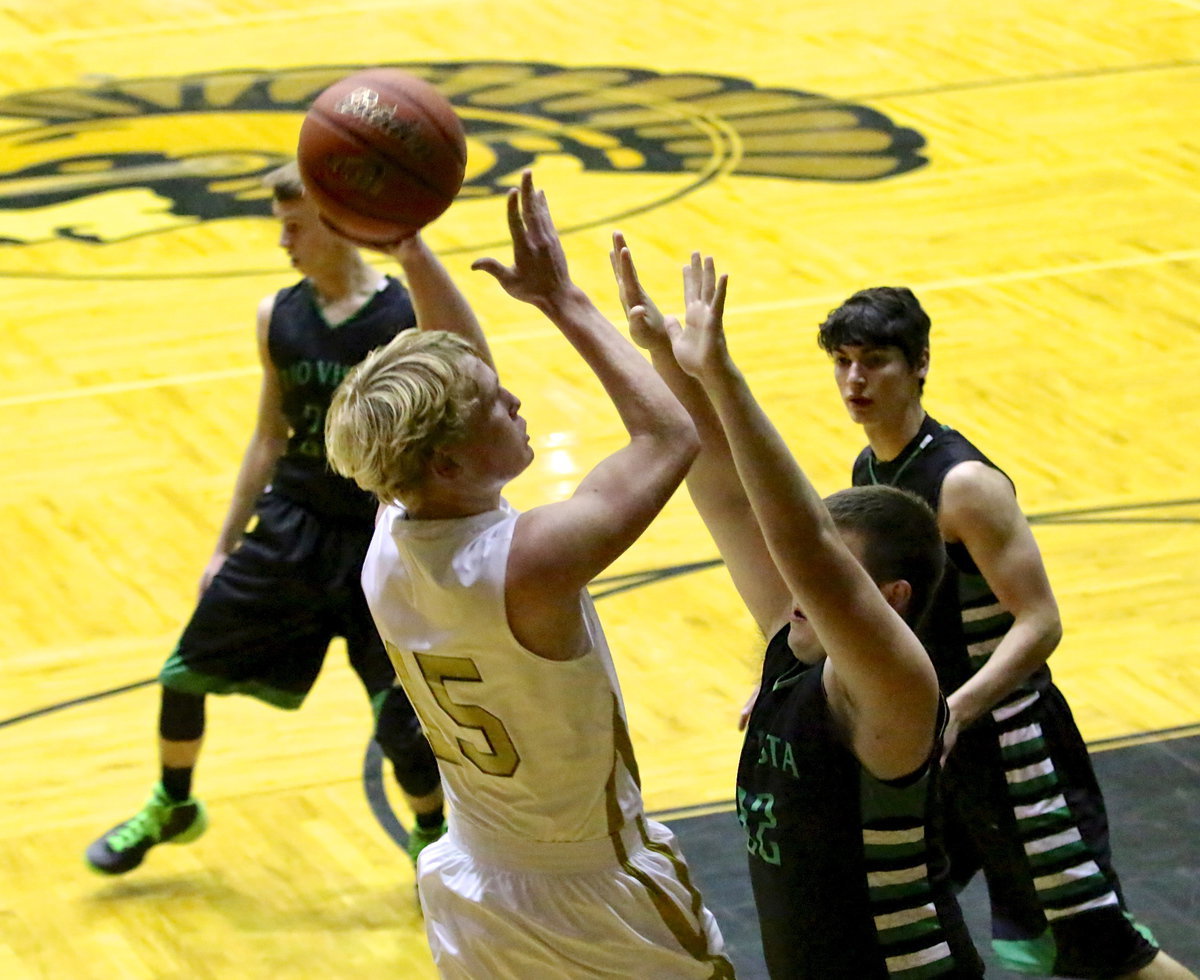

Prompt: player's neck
[
  {"left": 307, "top": 254, "right": 383, "bottom": 310},
  {"left": 404, "top": 498, "right": 500, "bottom": 520},
  {"left": 864, "top": 402, "right": 927, "bottom": 462},
  {"left": 403, "top": 484, "right": 503, "bottom": 521}
]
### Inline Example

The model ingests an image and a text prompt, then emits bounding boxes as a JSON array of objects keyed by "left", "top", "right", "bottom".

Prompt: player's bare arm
[
  {"left": 613, "top": 242, "right": 791, "bottom": 640},
  {"left": 673, "top": 256, "right": 938, "bottom": 780},
  {"left": 472, "top": 173, "right": 699, "bottom": 660},
  {"left": 202, "top": 295, "right": 290, "bottom": 592},
  {"left": 387, "top": 234, "right": 495, "bottom": 371},
  {"left": 939, "top": 461, "right": 1063, "bottom": 745}
]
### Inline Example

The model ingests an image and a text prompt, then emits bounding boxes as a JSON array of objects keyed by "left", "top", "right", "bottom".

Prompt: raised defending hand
[
  {"left": 471, "top": 169, "right": 574, "bottom": 310},
  {"left": 608, "top": 232, "right": 681, "bottom": 350},
  {"left": 671, "top": 252, "right": 730, "bottom": 380}
]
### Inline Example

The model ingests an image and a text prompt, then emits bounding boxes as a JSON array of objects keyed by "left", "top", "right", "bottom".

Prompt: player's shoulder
[
  {"left": 256, "top": 292, "right": 278, "bottom": 322},
  {"left": 923, "top": 423, "right": 1003, "bottom": 483},
  {"left": 254, "top": 292, "right": 281, "bottom": 345},
  {"left": 381, "top": 274, "right": 416, "bottom": 309},
  {"left": 941, "top": 460, "right": 1017, "bottom": 517},
  {"left": 926, "top": 421, "right": 981, "bottom": 457},
  {"left": 261, "top": 279, "right": 310, "bottom": 318}
]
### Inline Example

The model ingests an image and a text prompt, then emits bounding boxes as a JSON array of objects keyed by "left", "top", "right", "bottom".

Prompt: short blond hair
[{"left": 326, "top": 330, "right": 482, "bottom": 502}]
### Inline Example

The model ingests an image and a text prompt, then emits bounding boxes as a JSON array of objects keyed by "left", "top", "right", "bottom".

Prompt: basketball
[{"left": 296, "top": 68, "right": 467, "bottom": 246}]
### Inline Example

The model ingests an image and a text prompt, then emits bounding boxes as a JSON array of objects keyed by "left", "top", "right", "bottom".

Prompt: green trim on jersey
[{"left": 860, "top": 766, "right": 960, "bottom": 978}]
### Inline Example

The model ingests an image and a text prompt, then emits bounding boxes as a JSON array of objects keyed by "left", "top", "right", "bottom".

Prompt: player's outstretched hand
[
  {"left": 471, "top": 169, "right": 574, "bottom": 310},
  {"left": 609, "top": 232, "right": 681, "bottom": 350},
  {"left": 672, "top": 252, "right": 730, "bottom": 380}
]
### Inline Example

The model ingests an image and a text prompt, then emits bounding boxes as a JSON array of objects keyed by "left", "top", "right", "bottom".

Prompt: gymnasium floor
[{"left": 1, "top": 0, "right": 1197, "bottom": 976}]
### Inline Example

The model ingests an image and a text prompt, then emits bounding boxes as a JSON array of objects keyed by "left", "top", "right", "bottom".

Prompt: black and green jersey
[
  {"left": 738, "top": 627, "right": 982, "bottom": 979},
  {"left": 267, "top": 276, "right": 415, "bottom": 522},
  {"left": 852, "top": 413, "right": 1038, "bottom": 697},
  {"left": 851, "top": 415, "right": 1154, "bottom": 975}
]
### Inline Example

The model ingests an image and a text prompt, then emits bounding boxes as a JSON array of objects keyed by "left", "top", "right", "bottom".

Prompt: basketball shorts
[
  {"left": 417, "top": 816, "right": 734, "bottom": 979},
  {"left": 159, "top": 491, "right": 396, "bottom": 709},
  {"left": 942, "top": 682, "right": 1159, "bottom": 978}
]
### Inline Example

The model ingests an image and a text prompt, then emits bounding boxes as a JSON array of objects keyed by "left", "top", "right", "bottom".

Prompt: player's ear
[
  {"left": 429, "top": 449, "right": 461, "bottom": 480},
  {"left": 915, "top": 347, "right": 930, "bottom": 383},
  {"left": 879, "top": 579, "right": 913, "bottom": 619}
]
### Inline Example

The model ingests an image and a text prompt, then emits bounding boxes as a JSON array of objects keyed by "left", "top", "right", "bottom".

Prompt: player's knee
[{"left": 374, "top": 689, "right": 439, "bottom": 797}]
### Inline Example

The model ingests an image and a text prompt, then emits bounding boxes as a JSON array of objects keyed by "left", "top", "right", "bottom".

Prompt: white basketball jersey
[{"left": 361, "top": 500, "right": 645, "bottom": 852}]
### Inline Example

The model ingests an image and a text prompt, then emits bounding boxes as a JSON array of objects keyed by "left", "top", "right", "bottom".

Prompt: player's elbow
[
  {"left": 1041, "top": 611, "right": 1064, "bottom": 654},
  {"left": 655, "top": 411, "right": 700, "bottom": 468},
  {"left": 627, "top": 414, "right": 698, "bottom": 493},
  {"left": 253, "top": 429, "right": 289, "bottom": 461},
  {"left": 677, "top": 417, "right": 701, "bottom": 464},
  {"left": 1015, "top": 604, "right": 1063, "bottom": 667},
  {"left": 1026, "top": 594, "right": 1063, "bottom": 648}
]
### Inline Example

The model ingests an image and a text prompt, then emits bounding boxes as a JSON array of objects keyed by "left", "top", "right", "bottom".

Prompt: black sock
[
  {"left": 161, "top": 766, "right": 194, "bottom": 802},
  {"left": 415, "top": 809, "right": 444, "bottom": 829}
]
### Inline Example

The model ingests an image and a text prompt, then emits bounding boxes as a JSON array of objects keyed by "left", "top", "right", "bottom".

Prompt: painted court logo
[{"left": 0, "top": 62, "right": 927, "bottom": 278}]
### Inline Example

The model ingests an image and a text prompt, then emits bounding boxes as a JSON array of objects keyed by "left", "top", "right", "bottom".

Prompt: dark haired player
[
  {"left": 819, "top": 286, "right": 1195, "bottom": 980},
  {"left": 619, "top": 247, "right": 984, "bottom": 979}
]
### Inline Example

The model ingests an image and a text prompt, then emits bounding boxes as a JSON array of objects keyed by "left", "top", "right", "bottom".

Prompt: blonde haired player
[{"left": 325, "top": 171, "right": 732, "bottom": 979}]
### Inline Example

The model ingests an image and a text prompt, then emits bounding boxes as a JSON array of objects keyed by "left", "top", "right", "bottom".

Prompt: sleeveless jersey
[
  {"left": 851, "top": 414, "right": 1049, "bottom": 696},
  {"left": 738, "top": 628, "right": 983, "bottom": 979},
  {"left": 851, "top": 416, "right": 1142, "bottom": 966},
  {"left": 361, "top": 500, "right": 645, "bottom": 858},
  {"left": 267, "top": 276, "right": 415, "bottom": 522}
]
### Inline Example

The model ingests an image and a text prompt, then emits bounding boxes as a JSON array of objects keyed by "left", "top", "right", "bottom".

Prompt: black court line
[
  {"left": 0, "top": 677, "right": 157, "bottom": 728},
  {"left": 3, "top": 494, "right": 1197, "bottom": 733},
  {"left": 855, "top": 57, "right": 1200, "bottom": 104},
  {"left": 1034, "top": 517, "right": 1200, "bottom": 525},
  {"left": 1030, "top": 498, "right": 1200, "bottom": 524},
  {"left": 361, "top": 739, "right": 408, "bottom": 845}
]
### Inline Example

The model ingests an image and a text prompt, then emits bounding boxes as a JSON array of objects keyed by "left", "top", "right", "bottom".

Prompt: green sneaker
[
  {"left": 85, "top": 782, "right": 208, "bottom": 875},
  {"left": 406, "top": 819, "right": 446, "bottom": 866}
]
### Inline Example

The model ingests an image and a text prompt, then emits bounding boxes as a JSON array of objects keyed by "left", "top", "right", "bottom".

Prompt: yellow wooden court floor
[{"left": 1, "top": 0, "right": 1198, "bottom": 977}]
